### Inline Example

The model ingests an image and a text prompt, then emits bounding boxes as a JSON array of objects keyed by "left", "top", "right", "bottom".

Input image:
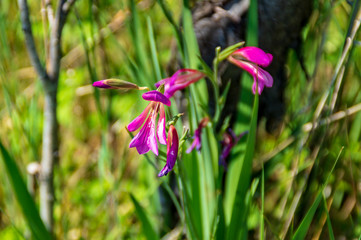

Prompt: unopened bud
[{"left": 93, "top": 79, "right": 149, "bottom": 90}]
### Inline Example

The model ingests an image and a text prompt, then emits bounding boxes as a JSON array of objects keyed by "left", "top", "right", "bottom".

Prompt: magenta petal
[
  {"left": 164, "top": 70, "right": 205, "bottom": 98},
  {"left": 148, "top": 112, "right": 159, "bottom": 156},
  {"left": 252, "top": 81, "right": 265, "bottom": 95},
  {"left": 129, "top": 117, "right": 152, "bottom": 154},
  {"left": 142, "top": 91, "right": 171, "bottom": 106},
  {"left": 158, "top": 125, "right": 179, "bottom": 177},
  {"left": 186, "top": 138, "right": 200, "bottom": 153},
  {"left": 129, "top": 113, "right": 158, "bottom": 155},
  {"left": 267, "top": 53, "right": 273, "bottom": 63},
  {"left": 158, "top": 165, "right": 171, "bottom": 177},
  {"left": 258, "top": 67, "right": 273, "bottom": 87},
  {"left": 230, "top": 59, "right": 273, "bottom": 94},
  {"left": 232, "top": 47, "right": 273, "bottom": 67},
  {"left": 157, "top": 104, "right": 167, "bottom": 145},
  {"left": 155, "top": 76, "right": 173, "bottom": 88},
  {"left": 164, "top": 82, "right": 189, "bottom": 98},
  {"left": 127, "top": 103, "right": 153, "bottom": 132},
  {"left": 93, "top": 80, "right": 112, "bottom": 89}
]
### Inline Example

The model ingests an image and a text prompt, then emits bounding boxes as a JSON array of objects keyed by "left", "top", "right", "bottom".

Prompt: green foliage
[
  {"left": 0, "top": 142, "right": 51, "bottom": 239},
  {"left": 130, "top": 194, "right": 159, "bottom": 240},
  {"left": 1, "top": 0, "right": 361, "bottom": 239}
]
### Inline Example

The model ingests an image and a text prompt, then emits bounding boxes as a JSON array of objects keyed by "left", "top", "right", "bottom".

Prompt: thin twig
[
  {"left": 41, "top": 0, "right": 50, "bottom": 65},
  {"left": 17, "top": 0, "right": 49, "bottom": 84},
  {"left": 312, "top": 6, "right": 361, "bottom": 128},
  {"left": 45, "top": 0, "right": 54, "bottom": 27},
  {"left": 18, "top": 0, "right": 78, "bottom": 233},
  {"left": 62, "top": 0, "right": 77, "bottom": 14},
  {"left": 256, "top": 102, "right": 361, "bottom": 169}
]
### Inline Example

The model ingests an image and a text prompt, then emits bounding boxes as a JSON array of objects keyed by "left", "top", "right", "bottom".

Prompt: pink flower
[
  {"left": 158, "top": 125, "right": 179, "bottom": 177},
  {"left": 155, "top": 69, "right": 205, "bottom": 98},
  {"left": 228, "top": 46, "right": 273, "bottom": 95},
  {"left": 219, "top": 130, "right": 248, "bottom": 168},
  {"left": 128, "top": 90, "right": 170, "bottom": 155},
  {"left": 186, "top": 117, "right": 210, "bottom": 153}
]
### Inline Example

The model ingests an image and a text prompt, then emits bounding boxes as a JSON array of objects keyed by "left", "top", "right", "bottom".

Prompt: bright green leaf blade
[
  {"left": 128, "top": 0, "right": 153, "bottom": 86},
  {"left": 0, "top": 141, "right": 51, "bottom": 240},
  {"left": 181, "top": 1, "right": 216, "bottom": 239},
  {"left": 226, "top": 92, "right": 258, "bottom": 240},
  {"left": 292, "top": 191, "right": 322, "bottom": 240},
  {"left": 224, "top": 0, "right": 259, "bottom": 226},
  {"left": 147, "top": 17, "right": 162, "bottom": 81},
  {"left": 130, "top": 194, "right": 159, "bottom": 240},
  {"left": 323, "top": 196, "right": 335, "bottom": 240},
  {"left": 292, "top": 148, "right": 343, "bottom": 240},
  {"left": 261, "top": 167, "right": 265, "bottom": 240}
]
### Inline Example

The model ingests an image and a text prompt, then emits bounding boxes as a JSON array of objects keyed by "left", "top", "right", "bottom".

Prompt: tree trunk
[
  {"left": 39, "top": 88, "right": 59, "bottom": 232},
  {"left": 192, "top": 0, "right": 313, "bottom": 131}
]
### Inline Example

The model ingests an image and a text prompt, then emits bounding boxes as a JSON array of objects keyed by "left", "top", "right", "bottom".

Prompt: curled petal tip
[
  {"left": 157, "top": 166, "right": 170, "bottom": 177},
  {"left": 231, "top": 46, "right": 273, "bottom": 67},
  {"left": 142, "top": 90, "right": 171, "bottom": 106},
  {"left": 267, "top": 53, "right": 273, "bottom": 63}
]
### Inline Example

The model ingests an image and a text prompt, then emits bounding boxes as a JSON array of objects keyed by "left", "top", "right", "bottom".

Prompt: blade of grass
[
  {"left": 156, "top": 0, "right": 185, "bottom": 60},
  {"left": 323, "top": 195, "right": 335, "bottom": 240},
  {"left": 226, "top": 91, "right": 259, "bottom": 240},
  {"left": 214, "top": 192, "right": 226, "bottom": 240},
  {"left": 0, "top": 141, "right": 51, "bottom": 240},
  {"left": 176, "top": 166, "right": 198, "bottom": 239},
  {"left": 130, "top": 194, "right": 159, "bottom": 240},
  {"left": 128, "top": 0, "right": 153, "bottom": 86},
  {"left": 181, "top": 1, "right": 217, "bottom": 239},
  {"left": 261, "top": 166, "right": 265, "bottom": 240},
  {"left": 240, "top": 178, "right": 260, "bottom": 238},
  {"left": 292, "top": 147, "right": 343, "bottom": 240},
  {"left": 224, "top": 0, "right": 258, "bottom": 225},
  {"left": 147, "top": 17, "right": 162, "bottom": 81},
  {"left": 292, "top": 191, "right": 322, "bottom": 240}
]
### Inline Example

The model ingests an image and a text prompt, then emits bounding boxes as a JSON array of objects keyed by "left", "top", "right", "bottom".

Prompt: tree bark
[
  {"left": 18, "top": 0, "right": 77, "bottom": 233},
  {"left": 192, "top": 0, "right": 313, "bottom": 131},
  {"left": 39, "top": 90, "right": 58, "bottom": 231}
]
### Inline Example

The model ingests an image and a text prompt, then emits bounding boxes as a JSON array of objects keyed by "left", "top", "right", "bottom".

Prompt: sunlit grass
[{"left": 0, "top": 0, "right": 360, "bottom": 239}]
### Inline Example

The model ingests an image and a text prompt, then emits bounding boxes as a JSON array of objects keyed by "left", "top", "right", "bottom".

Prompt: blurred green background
[{"left": 1, "top": 0, "right": 361, "bottom": 239}]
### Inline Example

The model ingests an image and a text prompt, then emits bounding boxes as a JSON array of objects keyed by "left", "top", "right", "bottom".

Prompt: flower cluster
[
  {"left": 93, "top": 69, "right": 205, "bottom": 176},
  {"left": 93, "top": 45, "right": 273, "bottom": 176}
]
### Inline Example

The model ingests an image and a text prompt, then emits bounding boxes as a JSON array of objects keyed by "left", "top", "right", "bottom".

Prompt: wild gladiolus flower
[
  {"left": 128, "top": 90, "right": 171, "bottom": 155},
  {"left": 186, "top": 117, "right": 210, "bottom": 153},
  {"left": 158, "top": 125, "right": 179, "bottom": 177},
  {"left": 219, "top": 130, "right": 248, "bottom": 168},
  {"left": 228, "top": 46, "right": 273, "bottom": 95},
  {"left": 155, "top": 69, "right": 205, "bottom": 98}
]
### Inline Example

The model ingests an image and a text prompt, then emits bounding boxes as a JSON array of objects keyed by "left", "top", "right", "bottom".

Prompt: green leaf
[
  {"left": 292, "top": 147, "right": 343, "bottom": 240},
  {"left": 218, "top": 41, "right": 245, "bottom": 62},
  {"left": 292, "top": 191, "right": 322, "bottom": 240},
  {"left": 0, "top": 141, "right": 51, "bottom": 240},
  {"left": 260, "top": 167, "right": 265, "bottom": 240},
  {"left": 323, "top": 196, "right": 335, "bottom": 240},
  {"left": 224, "top": 0, "right": 259, "bottom": 228},
  {"left": 130, "top": 194, "right": 159, "bottom": 240},
  {"left": 147, "top": 17, "right": 162, "bottom": 81},
  {"left": 226, "top": 92, "right": 259, "bottom": 240},
  {"left": 128, "top": 0, "right": 153, "bottom": 86}
]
